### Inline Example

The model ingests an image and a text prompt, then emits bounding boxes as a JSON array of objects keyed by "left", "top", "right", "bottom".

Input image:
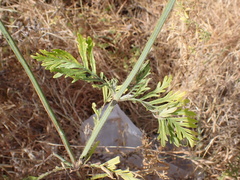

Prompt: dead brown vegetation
[{"left": 0, "top": 0, "right": 239, "bottom": 179}]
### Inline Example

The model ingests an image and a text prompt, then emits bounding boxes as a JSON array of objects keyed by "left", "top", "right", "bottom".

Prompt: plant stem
[
  {"left": 0, "top": 20, "right": 76, "bottom": 165},
  {"left": 114, "top": 0, "right": 176, "bottom": 101},
  {"left": 79, "top": 0, "right": 176, "bottom": 161},
  {"left": 79, "top": 100, "right": 117, "bottom": 159}
]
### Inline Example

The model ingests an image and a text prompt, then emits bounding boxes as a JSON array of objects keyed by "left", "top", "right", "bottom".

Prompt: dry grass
[{"left": 0, "top": 0, "right": 239, "bottom": 179}]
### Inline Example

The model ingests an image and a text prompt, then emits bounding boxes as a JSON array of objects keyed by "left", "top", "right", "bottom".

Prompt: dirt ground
[{"left": 0, "top": 0, "right": 239, "bottom": 179}]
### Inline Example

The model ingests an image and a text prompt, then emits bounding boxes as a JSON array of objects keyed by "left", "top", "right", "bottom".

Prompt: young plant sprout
[{"left": 0, "top": 0, "right": 198, "bottom": 179}]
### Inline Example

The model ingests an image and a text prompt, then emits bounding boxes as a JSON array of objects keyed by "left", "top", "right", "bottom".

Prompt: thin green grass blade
[
  {"left": 114, "top": 0, "right": 176, "bottom": 101},
  {"left": 0, "top": 20, "right": 76, "bottom": 165}
]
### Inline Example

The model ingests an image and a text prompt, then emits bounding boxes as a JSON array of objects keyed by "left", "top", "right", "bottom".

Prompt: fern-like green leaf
[
  {"left": 77, "top": 34, "right": 88, "bottom": 69},
  {"left": 86, "top": 36, "right": 97, "bottom": 74},
  {"left": 115, "top": 168, "right": 139, "bottom": 180},
  {"left": 158, "top": 120, "right": 169, "bottom": 147},
  {"left": 32, "top": 35, "right": 108, "bottom": 87},
  {"left": 91, "top": 156, "right": 139, "bottom": 180},
  {"left": 165, "top": 115, "right": 198, "bottom": 147},
  {"left": 140, "top": 75, "right": 172, "bottom": 100},
  {"left": 119, "top": 67, "right": 198, "bottom": 147}
]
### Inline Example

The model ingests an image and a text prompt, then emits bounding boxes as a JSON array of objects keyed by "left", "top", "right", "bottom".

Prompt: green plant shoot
[{"left": 32, "top": 34, "right": 198, "bottom": 148}]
